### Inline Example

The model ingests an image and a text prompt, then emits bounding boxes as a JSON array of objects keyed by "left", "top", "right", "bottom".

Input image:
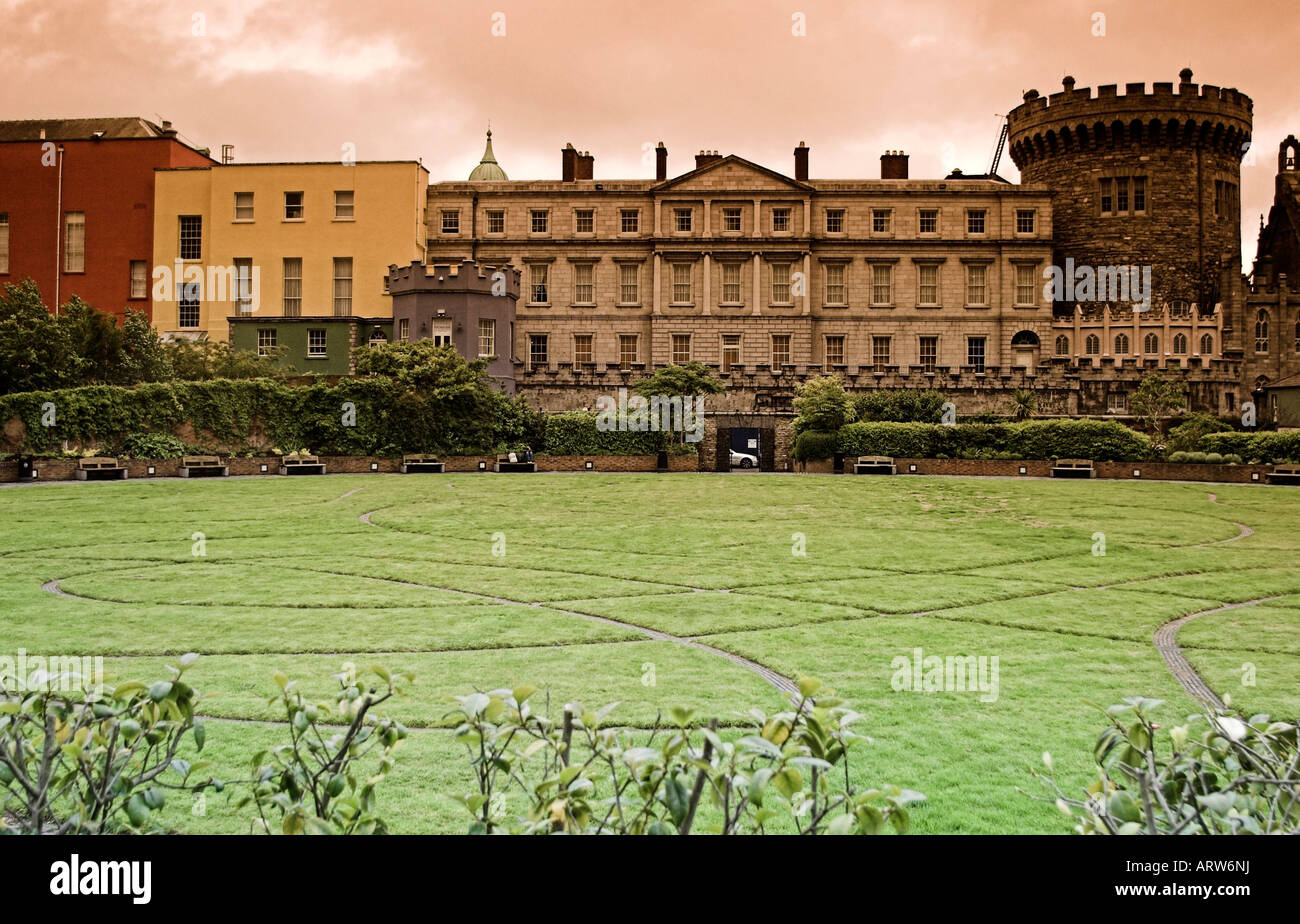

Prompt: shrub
[
  {"left": 1204, "top": 452, "right": 1224, "bottom": 464},
  {"left": 120, "top": 432, "right": 190, "bottom": 458},
  {"left": 1029, "top": 696, "right": 1300, "bottom": 834},
  {"left": 837, "top": 422, "right": 937, "bottom": 458},
  {"left": 1202, "top": 430, "right": 1300, "bottom": 463},
  {"left": 792, "top": 429, "right": 839, "bottom": 462},
  {"left": 835, "top": 419, "right": 1149, "bottom": 461},
  {"left": 542, "top": 411, "right": 663, "bottom": 455},
  {"left": 793, "top": 376, "right": 855, "bottom": 434},
  {"left": 852, "top": 390, "right": 946, "bottom": 423},
  {"left": 1168, "top": 413, "right": 1234, "bottom": 453}
]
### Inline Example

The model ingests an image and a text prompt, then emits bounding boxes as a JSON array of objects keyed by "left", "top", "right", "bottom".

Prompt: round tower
[{"left": 1008, "top": 69, "right": 1252, "bottom": 314}]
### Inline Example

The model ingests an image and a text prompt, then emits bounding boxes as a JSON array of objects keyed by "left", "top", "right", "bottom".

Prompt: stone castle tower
[{"left": 1008, "top": 69, "right": 1252, "bottom": 349}]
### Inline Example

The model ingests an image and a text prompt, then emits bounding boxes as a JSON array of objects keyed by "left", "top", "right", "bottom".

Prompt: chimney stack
[
  {"left": 562, "top": 143, "right": 577, "bottom": 182},
  {"left": 794, "top": 141, "right": 809, "bottom": 181},
  {"left": 880, "top": 150, "right": 909, "bottom": 179},
  {"left": 576, "top": 150, "right": 594, "bottom": 180},
  {"left": 655, "top": 142, "right": 667, "bottom": 181},
  {"left": 695, "top": 149, "right": 722, "bottom": 170}
]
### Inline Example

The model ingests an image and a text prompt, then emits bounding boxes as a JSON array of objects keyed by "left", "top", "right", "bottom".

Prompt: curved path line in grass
[{"left": 1152, "top": 596, "right": 1283, "bottom": 709}]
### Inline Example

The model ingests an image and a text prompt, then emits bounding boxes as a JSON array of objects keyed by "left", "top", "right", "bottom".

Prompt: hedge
[
  {"left": 835, "top": 419, "right": 1151, "bottom": 461},
  {"left": 792, "top": 429, "right": 839, "bottom": 463},
  {"left": 1200, "top": 430, "right": 1300, "bottom": 463},
  {"left": 542, "top": 412, "right": 665, "bottom": 455}
]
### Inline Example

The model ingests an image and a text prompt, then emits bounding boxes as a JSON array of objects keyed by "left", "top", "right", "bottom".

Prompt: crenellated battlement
[{"left": 386, "top": 258, "right": 521, "bottom": 298}]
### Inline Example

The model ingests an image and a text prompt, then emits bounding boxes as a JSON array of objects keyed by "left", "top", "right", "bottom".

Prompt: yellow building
[{"left": 151, "top": 161, "right": 427, "bottom": 342}]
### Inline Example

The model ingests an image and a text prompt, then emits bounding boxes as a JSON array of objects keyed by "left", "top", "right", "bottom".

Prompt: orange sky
[{"left": 4, "top": 0, "right": 1295, "bottom": 266}]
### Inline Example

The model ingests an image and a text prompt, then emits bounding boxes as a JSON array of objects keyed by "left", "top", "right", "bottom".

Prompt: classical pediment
[{"left": 655, "top": 155, "right": 811, "bottom": 194}]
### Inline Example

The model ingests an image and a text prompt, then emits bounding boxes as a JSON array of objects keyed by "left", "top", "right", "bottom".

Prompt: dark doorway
[{"left": 730, "top": 427, "right": 761, "bottom": 470}]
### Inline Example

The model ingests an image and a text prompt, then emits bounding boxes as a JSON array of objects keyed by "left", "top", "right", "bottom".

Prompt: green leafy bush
[
  {"left": 120, "top": 432, "right": 190, "bottom": 458},
  {"left": 1167, "top": 413, "right": 1234, "bottom": 453},
  {"left": 793, "top": 376, "right": 855, "bottom": 434},
  {"left": 1201, "top": 430, "right": 1300, "bottom": 463},
  {"left": 834, "top": 419, "right": 1150, "bottom": 461},
  {"left": 792, "top": 429, "right": 839, "bottom": 463},
  {"left": 542, "top": 411, "right": 663, "bottom": 455},
  {"left": 852, "top": 390, "right": 946, "bottom": 423}
]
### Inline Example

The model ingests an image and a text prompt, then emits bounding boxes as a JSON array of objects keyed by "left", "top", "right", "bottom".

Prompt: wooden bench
[
  {"left": 853, "top": 455, "right": 897, "bottom": 475},
  {"left": 1051, "top": 458, "right": 1095, "bottom": 478},
  {"left": 279, "top": 453, "right": 326, "bottom": 476},
  {"left": 75, "top": 457, "right": 128, "bottom": 481},
  {"left": 401, "top": 454, "right": 445, "bottom": 474},
  {"left": 179, "top": 455, "right": 228, "bottom": 478},
  {"left": 494, "top": 455, "right": 536, "bottom": 473},
  {"left": 1267, "top": 464, "right": 1300, "bottom": 485}
]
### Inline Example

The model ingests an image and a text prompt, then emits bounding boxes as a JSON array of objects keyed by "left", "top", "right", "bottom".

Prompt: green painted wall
[{"left": 229, "top": 320, "right": 392, "bottom": 376}]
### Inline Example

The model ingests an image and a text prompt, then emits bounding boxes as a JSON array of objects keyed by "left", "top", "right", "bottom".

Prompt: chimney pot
[
  {"left": 880, "top": 150, "right": 909, "bottom": 179},
  {"left": 794, "top": 141, "right": 809, "bottom": 181},
  {"left": 656, "top": 141, "right": 667, "bottom": 180}
]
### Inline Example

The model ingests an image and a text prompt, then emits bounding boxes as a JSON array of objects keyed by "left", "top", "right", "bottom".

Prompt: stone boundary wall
[{"left": 797, "top": 457, "right": 1276, "bottom": 483}]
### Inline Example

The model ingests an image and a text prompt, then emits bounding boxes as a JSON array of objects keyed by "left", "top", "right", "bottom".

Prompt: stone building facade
[{"left": 1245, "top": 135, "right": 1300, "bottom": 410}]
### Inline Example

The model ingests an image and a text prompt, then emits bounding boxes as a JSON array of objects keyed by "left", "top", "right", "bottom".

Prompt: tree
[
  {"left": 163, "top": 338, "right": 284, "bottom": 381},
  {"left": 58, "top": 296, "right": 123, "bottom": 385},
  {"left": 792, "top": 375, "right": 855, "bottom": 434},
  {"left": 1010, "top": 388, "right": 1036, "bottom": 420},
  {"left": 119, "top": 308, "right": 174, "bottom": 384},
  {"left": 1129, "top": 372, "right": 1188, "bottom": 439},
  {"left": 632, "top": 362, "right": 724, "bottom": 448},
  {"left": 0, "top": 280, "right": 75, "bottom": 394}
]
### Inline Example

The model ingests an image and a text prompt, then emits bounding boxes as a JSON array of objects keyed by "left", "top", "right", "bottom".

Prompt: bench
[
  {"left": 279, "top": 454, "right": 326, "bottom": 476},
  {"left": 1051, "top": 458, "right": 1095, "bottom": 478},
  {"left": 1267, "top": 464, "right": 1300, "bottom": 485},
  {"left": 853, "top": 455, "right": 897, "bottom": 475},
  {"left": 75, "top": 457, "right": 128, "bottom": 481},
  {"left": 494, "top": 455, "right": 536, "bottom": 473},
  {"left": 401, "top": 454, "right": 445, "bottom": 474},
  {"left": 179, "top": 455, "right": 228, "bottom": 478}
]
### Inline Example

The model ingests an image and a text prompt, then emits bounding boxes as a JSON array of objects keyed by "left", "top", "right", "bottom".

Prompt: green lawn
[{"left": 2, "top": 472, "right": 1297, "bottom": 834}]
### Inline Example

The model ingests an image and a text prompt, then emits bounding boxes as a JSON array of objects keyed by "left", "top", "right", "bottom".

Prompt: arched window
[
  {"left": 1256, "top": 309, "right": 1270, "bottom": 352},
  {"left": 369, "top": 329, "right": 388, "bottom": 346},
  {"left": 1114, "top": 333, "right": 1129, "bottom": 354},
  {"left": 1085, "top": 334, "right": 1100, "bottom": 355},
  {"left": 1173, "top": 333, "right": 1187, "bottom": 354},
  {"left": 1144, "top": 332, "right": 1159, "bottom": 354},
  {"left": 1055, "top": 334, "right": 1070, "bottom": 355},
  {"left": 1200, "top": 333, "right": 1214, "bottom": 354}
]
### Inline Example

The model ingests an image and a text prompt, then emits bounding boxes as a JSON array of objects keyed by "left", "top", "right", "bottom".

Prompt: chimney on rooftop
[
  {"left": 160, "top": 120, "right": 177, "bottom": 138},
  {"left": 656, "top": 142, "right": 667, "bottom": 181},
  {"left": 880, "top": 150, "right": 909, "bottom": 179},
  {"left": 695, "top": 149, "right": 722, "bottom": 170},
  {"left": 562, "top": 142, "right": 577, "bottom": 182},
  {"left": 576, "top": 149, "right": 594, "bottom": 180},
  {"left": 794, "top": 141, "right": 809, "bottom": 181}
]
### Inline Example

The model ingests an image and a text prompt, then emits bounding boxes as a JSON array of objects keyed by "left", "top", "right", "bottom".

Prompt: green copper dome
[{"left": 468, "top": 129, "right": 508, "bottom": 181}]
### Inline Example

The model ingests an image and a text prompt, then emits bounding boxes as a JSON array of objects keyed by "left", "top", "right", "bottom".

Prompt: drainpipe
[{"left": 54, "top": 144, "right": 65, "bottom": 314}]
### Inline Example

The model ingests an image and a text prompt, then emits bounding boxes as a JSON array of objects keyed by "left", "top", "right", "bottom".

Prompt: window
[
  {"left": 872, "top": 335, "right": 891, "bottom": 366},
  {"left": 1015, "top": 264, "right": 1036, "bottom": 305},
  {"left": 1016, "top": 209, "right": 1036, "bottom": 234},
  {"left": 369, "top": 329, "right": 387, "bottom": 347},
  {"left": 620, "top": 209, "right": 639, "bottom": 233},
  {"left": 530, "top": 210, "right": 548, "bottom": 233},
  {"left": 1255, "top": 310, "right": 1269, "bottom": 352},
  {"left": 966, "top": 264, "right": 987, "bottom": 305},
  {"left": 1295, "top": 317, "right": 1300, "bottom": 351},
  {"left": 672, "top": 263, "right": 691, "bottom": 303},
  {"left": 824, "top": 264, "right": 846, "bottom": 305},
  {"left": 871, "top": 209, "right": 892, "bottom": 233},
  {"left": 528, "top": 334, "right": 548, "bottom": 370},
  {"left": 1133, "top": 178, "right": 1146, "bottom": 213},
  {"left": 575, "top": 209, "right": 594, "bottom": 233},
  {"left": 1085, "top": 334, "right": 1100, "bottom": 355},
  {"left": 721, "top": 263, "right": 741, "bottom": 303},
  {"left": 1108, "top": 391, "right": 1127, "bottom": 414},
  {"left": 1143, "top": 332, "right": 1159, "bottom": 354},
  {"left": 257, "top": 329, "right": 277, "bottom": 356},
  {"left": 177, "top": 215, "right": 200, "bottom": 262},
  {"left": 917, "top": 263, "right": 939, "bottom": 306},
  {"left": 1201, "top": 333, "right": 1214, "bottom": 354},
  {"left": 1173, "top": 332, "right": 1188, "bottom": 355},
  {"left": 918, "top": 209, "right": 938, "bottom": 234},
  {"left": 1100, "top": 178, "right": 1113, "bottom": 214},
  {"left": 234, "top": 258, "right": 253, "bottom": 313},
  {"left": 618, "top": 334, "right": 638, "bottom": 370},
  {"left": 487, "top": 209, "right": 505, "bottom": 234},
  {"left": 234, "top": 192, "right": 254, "bottom": 221},
  {"left": 1055, "top": 334, "right": 1070, "bottom": 355},
  {"left": 967, "top": 336, "right": 986, "bottom": 372},
  {"left": 398, "top": 318, "right": 410, "bottom": 341},
  {"left": 825, "top": 209, "right": 844, "bottom": 233},
  {"left": 771, "top": 263, "right": 791, "bottom": 303},
  {"left": 967, "top": 209, "right": 986, "bottom": 234},
  {"left": 1114, "top": 333, "right": 1130, "bottom": 354},
  {"left": 772, "top": 208, "right": 791, "bottom": 232},
  {"left": 282, "top": 258, "right": 302, "bottom": 316},
  {"left": 1116, "top": 177, "right": 1129, "bottom": 213},
  {"left": 871, "top": 264, "right": 892, "bottom": 305},
  {"left": 530, "top": 264, "right": 549, "bottom": 303},
  {"left": 284, "top": 191, "right": 304, "bottom": 220},
  {"left": 178, "top": 283, "right": 200, "bottom": 328},
  {"left": 723, "top": 207, "right": 742, "bottom": 231},
  {"left": 918, "top": 336, "right": 938, "bottom": 373},
  {"left": 573, "top": 333, "right": 593, "bottom": 365},
  {"left": 721, "top": 334, "right": 741, "bottom": 372},
  {"left": 334, "top": 190, "right": 354, "bottom": 220},
  {"left": 333, "top": 258, "right": 353, "bottom": 316},
  {"left": 674, "top": 208, "right": 692, "bottom": 232},
  {"left": 130, "top": 261, "right": 148, "bottom": 299},
  {"left": 573, "top": 263, "right": 594, "bottom": 304},
  {"left": 619, "top": 263, "right": 638, "bottom": 303},
  {"left": 824, "top": 335, "right": 844, "bottom": 366},
  {"left": 0, "top": 213, "right": 7, "bottom": 273},
  {"left": 671, "top": 334, "right": 691, "bottom": 364},
  {"left": 307, "top": 329, "right": 327, "bottom": 357},
  {"left": 478, "top": 318, "right": 496, "bottom": 358},
  {"left": 441, "top": 210, "right": 459, "bottom": 233},
  {"left": 771, "top": 334, "right": 791, "bottom": 366},
  {"left": 1100, "top": 177, "right": 1146, "bottom": 216}
]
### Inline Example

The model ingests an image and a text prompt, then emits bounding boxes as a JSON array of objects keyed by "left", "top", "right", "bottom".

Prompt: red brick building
[{"left": 0, "top": 118, "right": 214, "bottom": 321}]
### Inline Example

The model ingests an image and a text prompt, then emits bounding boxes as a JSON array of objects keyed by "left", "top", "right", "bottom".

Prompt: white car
[{"left": 730, "top": 450, "right": 758, "bottom": 468}]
